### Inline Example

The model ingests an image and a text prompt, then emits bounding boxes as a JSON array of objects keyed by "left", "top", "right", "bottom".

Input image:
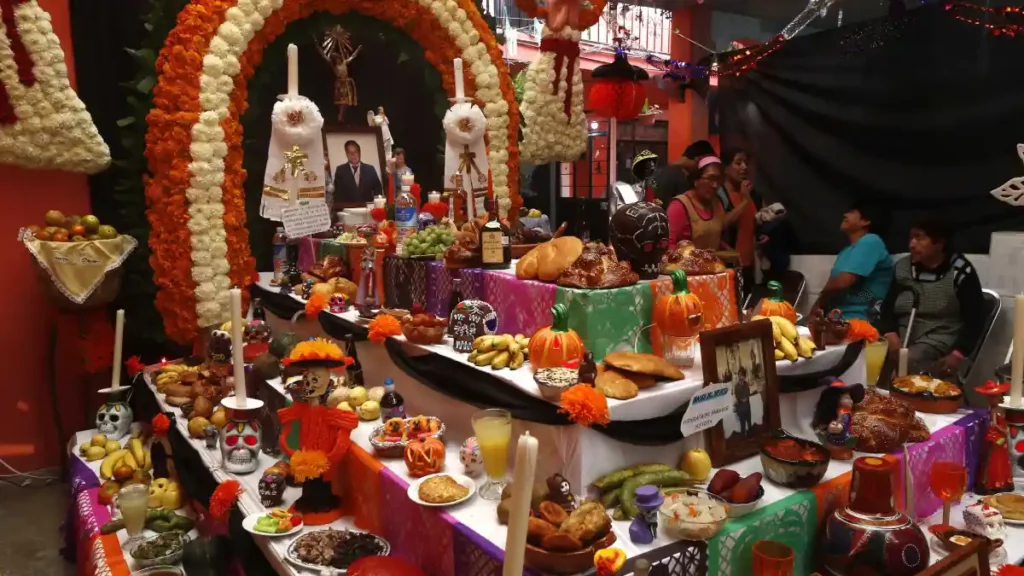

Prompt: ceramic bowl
[
  {"left": 131, "top": 567, "right": 184, "bottom": 576},
  {"left": 524, "top": 531, "right": 616, "bottom": 575},
  {"left": 130, "top": 532, "right": 189, "bottom": 568},
  {"left": 658, "top": 488, "right": 728, "bottom": 541},
  {"left": 725, "top": 485, "right": 765, "bottom": 518},
  {"left": 400, "top": 322, "right": 447, "bottom": 345},
  {"left": 760, "top": 430, "right": 831, "bottom": 488},
  {"left": 533, "top": 368, "right": 579, "bottom": 402}
]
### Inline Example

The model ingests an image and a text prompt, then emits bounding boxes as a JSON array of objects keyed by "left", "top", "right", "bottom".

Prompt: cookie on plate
[
  {"left": 603, "top": 351, "right": 684, "bottom": 380},
  {"left": 419, "top": 475, "right": 470, "bottom": 504}
]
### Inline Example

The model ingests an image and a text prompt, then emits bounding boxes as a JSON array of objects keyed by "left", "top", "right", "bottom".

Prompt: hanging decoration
[
  {"left": 0, "top": 0, "right": 110, "bottom": 173},
  {"left": 946, "top": 3, "right": 1024, "bottom": 37},
  {"left": 588, "top": 47, "right": 649, "bottom": 121},
  {"left": 517, "top": 0, "right": 608, "bottom": 164},
  {"left": 991, "top": 144, "right": 1024, "bottom": 207},
  {"left": 443, "top": 58, "right": 491, "bottom": 218}
]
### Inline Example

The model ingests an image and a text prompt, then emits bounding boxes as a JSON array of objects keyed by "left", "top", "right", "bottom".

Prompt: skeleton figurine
[
  {"left": 546, "top": 473, "right": 577, "bottom": 512},
  {"left": 219, "top": 418, "right": 262, "bottom": 474},
  {"left": 356, "top": 244, "right": 378, "bottom": 312},
  {"left": 96, "top": 400, "right": 133, "bottom": 441}
]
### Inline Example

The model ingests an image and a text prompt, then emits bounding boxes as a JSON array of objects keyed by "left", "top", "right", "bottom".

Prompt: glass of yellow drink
[
  {"left": 864, "top": 341, "right": 888, "bottom": 386},
  {"left": 471, "top": 408, "right": 512, "bottom": 500},
  {"left": 115, "top": 484, "right": 150, "bottom": 545}
]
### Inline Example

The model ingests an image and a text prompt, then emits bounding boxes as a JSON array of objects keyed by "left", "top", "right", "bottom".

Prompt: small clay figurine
[
  {"left": 258, "top": 472, "right": 286, "bottom": 507},
  {"left": 301, "top": 279, "right": 315, "bottom": 300},
  {"left": 546, "top": 473, "right": 577, "bottom": 512},
  {"left": 577, "top": 351, "right": 597, "bottom": 386},
  {"left": 328, "top": 294, "right": 347, "bottom": 314},
  {"left": 203, "top": 425, "right": 219, "bottom": 450},
  {"left": 812, "top": 377, "right": 864, "bottom": 460},
  {"left": 629, "top": 485, "right": 663, "bottom": 544}
]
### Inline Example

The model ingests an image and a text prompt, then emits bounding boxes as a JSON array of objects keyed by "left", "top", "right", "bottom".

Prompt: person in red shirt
[{"left": 666, "top": 156, "right": 752, "bottom": 251}]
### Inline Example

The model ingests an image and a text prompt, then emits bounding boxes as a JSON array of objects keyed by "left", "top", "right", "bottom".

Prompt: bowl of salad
[
  {"left": 658, "top": 488, "right": 728, "bottom": 541},
  {"left": 130, "top": 532, "right": 190, "bottom": 568}
]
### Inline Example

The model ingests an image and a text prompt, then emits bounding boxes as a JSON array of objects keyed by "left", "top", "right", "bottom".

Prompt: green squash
[{"left": 268, "top": 332, "right": 301, "bottom": 359}]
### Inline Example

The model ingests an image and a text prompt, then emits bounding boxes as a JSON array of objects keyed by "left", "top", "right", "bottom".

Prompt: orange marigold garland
[
  {"left": 209, "top": 479, "right": 243, "bottom": 522},
  {"left": 290, "top": 449, "right": 332, "bottom": 483},
  {"left": 559, "top": 384, "right": 610, "bottom": 427},
  {"left": 151, "top": 413, "right": 171, "bottom": 437},
  {"left": 845, "top": 319, "right": 879, "bottom": 343},
  {"left": 368, "top": 314, "right": 403, "bottom": 344}
]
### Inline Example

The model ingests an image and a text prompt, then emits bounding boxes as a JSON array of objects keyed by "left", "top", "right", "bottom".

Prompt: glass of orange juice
[
  {"left": 471, "top": 408, "right": 512, "bottom": 500},
  {"left": 864, "top": 341, "right": 888, "bottom": 386}
]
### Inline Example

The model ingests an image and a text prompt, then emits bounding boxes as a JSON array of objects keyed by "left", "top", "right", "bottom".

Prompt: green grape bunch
[{"left": 402, "top": 224, "right": 457, "bottom": 258}]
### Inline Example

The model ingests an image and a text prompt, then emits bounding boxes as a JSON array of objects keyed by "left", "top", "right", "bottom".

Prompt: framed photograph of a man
[
  {"left": 323, "top": 125, "right": 386, "bottom": 208},
  {"left": 699, "top": 319, "right": 780, "bottom": 467}
]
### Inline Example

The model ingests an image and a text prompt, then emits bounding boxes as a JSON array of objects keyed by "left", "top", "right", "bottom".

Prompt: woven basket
[{"left": 24, "top": 232, "right": 136, "bottom": 312}]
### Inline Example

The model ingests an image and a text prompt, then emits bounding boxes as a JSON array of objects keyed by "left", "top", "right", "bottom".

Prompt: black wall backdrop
[{"left": 715, "top": 3, "right": 1024, "bottom": 254}]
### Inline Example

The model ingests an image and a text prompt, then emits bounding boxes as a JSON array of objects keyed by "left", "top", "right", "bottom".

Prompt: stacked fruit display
[
  {"left": 752, "top": 315, "right": 816, "bottom": 362},
  {"left": 401, "top": 224, "right": 456, "bottom": 258},
  {"left": 94, "top": 436, "right": 152, "bottom": 480},
  {"left": 467, "top": 334, "right": 530, "bottom": 371},
  {"left": 24, "top": 210, "right": 118, "bottom": 242}
]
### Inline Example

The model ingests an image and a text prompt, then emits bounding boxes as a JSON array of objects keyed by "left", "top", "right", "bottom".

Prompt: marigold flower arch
[{"left": 144, "top": 0, "right": 520, "bottom": 344}]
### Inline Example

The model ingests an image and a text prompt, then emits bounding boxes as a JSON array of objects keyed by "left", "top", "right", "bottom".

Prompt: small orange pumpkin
[
  {"left": 756, "top": 280, "right": 797, "bottom": 323},
  {"left": 529, "top": 304, "right": 585, "bottom": 369},
  {"left": 653, "top": 270, "right": 704, "bottom": 337},
  {"left": 404, "top": 436, "right": 445, "bottom": 477}
]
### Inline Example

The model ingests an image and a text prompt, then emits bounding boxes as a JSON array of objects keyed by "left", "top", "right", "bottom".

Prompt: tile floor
[{"left": 0, "top": 481, "right": 76, "bottom": 576}]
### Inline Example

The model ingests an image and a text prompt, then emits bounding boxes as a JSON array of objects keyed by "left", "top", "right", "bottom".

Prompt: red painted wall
[{"left": 0, "top": 0, "right": 93, "bottom": 471}]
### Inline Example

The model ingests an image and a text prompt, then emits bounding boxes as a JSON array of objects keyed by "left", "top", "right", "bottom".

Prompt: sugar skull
[
  {"left": 328, "top": 295, "right": 347, "bottom": 314},
  {"left": 245, "top": 320, "right": 272, "bottom": 344},
  {"left": 96, "top": 401, "right": 133, "bottom": 440},
  {"left": 258, "top": 472, "right": 286, "bottom": 507},
  {"left": 220, "top": 418, "right": 261, "bottom": 474},
  {"left": 610, "top": 201, "right": 669, "bottom": 280},
  {"left": 448, "top": 300, "right": 498, "bottom": 353},
  {"left": 459, "top": 437, "right": 484, "bottom": 478}
]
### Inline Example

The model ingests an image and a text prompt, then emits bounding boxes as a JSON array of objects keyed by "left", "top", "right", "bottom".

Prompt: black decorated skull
[
  {"left": 610, "top": 201, "right": 669, "bottom": 280},
  {"left": 219, "top": 418, "right": 261, "bottom": 474},
  {"left": 258, "top": 472, "right": 286, "bottom": 507},
  {"left": 96, "top": 401, "right": 133, "bottom": 440},
  {"left": 447, "top": 300, "right": 498, "bottom": 352},
  {"left": 208, "top": 329, "right": 232, "bottom": 364}
]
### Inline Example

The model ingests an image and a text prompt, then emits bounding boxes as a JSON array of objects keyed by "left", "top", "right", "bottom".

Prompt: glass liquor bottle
[
  {"left": 479, "top": 198, "right": 510, "bottom": 269},
  {"left": 379, "top": 378, "right": 406, "bottom": 421},
  {"left": 343, "top": 334, "right": 365, "bottom": 388},
  {"left": 450, "top": 174, "right": 469, "bottom": 228}
]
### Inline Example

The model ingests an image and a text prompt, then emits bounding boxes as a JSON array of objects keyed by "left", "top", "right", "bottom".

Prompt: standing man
[
  {"left": 333, "top": 140, "right": 381, "bottom": 206},
  {"left": 812, "top": 203, "right": 894, "bottom": 321},
  {"left": 391, "top": 147, "right": 413, "bottom": 196}
]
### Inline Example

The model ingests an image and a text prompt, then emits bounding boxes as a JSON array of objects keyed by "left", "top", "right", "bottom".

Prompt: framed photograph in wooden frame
[
  {"left": 323, "top": 124, "right": 387, "bottom": 209},
  {"left": 699, "top": 319, "right": 780, "bottom": 468},
  {"left": 917, "top": 537, "right": 989, "bottom": 576}
]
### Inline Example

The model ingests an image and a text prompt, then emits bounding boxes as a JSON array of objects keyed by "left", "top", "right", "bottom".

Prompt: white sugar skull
[
  {"left": 963, "top": 500, "right": 1005, "bottom": 539},
  {"left": 459, "top": 437, "right": 484, "bottom": 478},
  {"left": 220, "top": 418, "right": 262, "bottom": 474},
  {"left": 96, "top": 401, "right": 132, "bottom": 440}
]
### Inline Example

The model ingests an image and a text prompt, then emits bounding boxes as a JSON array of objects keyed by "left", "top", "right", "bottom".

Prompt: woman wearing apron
[{"left": 666, "top": 156, "right": 751, "bottom": 251}]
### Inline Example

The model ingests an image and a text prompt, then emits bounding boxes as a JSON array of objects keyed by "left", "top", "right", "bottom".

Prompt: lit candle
[
  {"left": 1011, "top": 294, "right": 1024, "bottom": 407},
  {"left": 230, "top": 288, "right": 247, "bottom": 406},
  {"left": 401, "top": 174, "right": 415, "bottom": 187},
  {"left": 503, "top": 432, "right": 538, "bottom": 576},
  {"left": 111, "top": 309, "right": 125, "bottom": 389},
  {"left": 453, "top": 58, "right": 465, "bottom": 100},
  {"left": 287, "top": 44, "right": 298, "bottom": 97},
  {"left": 897, "top": 348, "right": 908, "bottom": 378},
  {"left": 374, "top": 196, "right": 386, "bottom": 209}
]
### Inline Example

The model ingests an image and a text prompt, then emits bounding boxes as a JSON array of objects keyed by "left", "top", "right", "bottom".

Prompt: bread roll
[
  {"left": 515, "top": 245, "right": 542, "bottom": 279},
  {"left": 537, "top": 237, "right": 583, "bottom": 281}
]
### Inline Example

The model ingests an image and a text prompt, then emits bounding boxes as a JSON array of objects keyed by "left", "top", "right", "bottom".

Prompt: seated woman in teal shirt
[{"left": 812, "top": 203, "right": 894, "bottom": 321}]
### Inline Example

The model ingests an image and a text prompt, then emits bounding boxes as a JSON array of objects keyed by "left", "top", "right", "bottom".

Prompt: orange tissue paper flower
[
  {"left": 284, "top": 338, "right": 352, "bottom": 365},
  {"left": 152, "top": 414, "right": 171, "bottom": 437},
  {"left": 559, "top": 384, "right": 610, "bottom": 427},
  {"left": 305, "top": 292, "right": 329, "bottom": 319},
  {"left": 290, "top": 449, "right": 331, "bottom": 482},
  {"left": 845, "top": 319, "right": 879, "bottom": 343},
  {"left": 209, "top": 479, "right": 242, "bottom": 522},
  {"left": 368, "top": 314, "right": 402, "bottom": 344}
]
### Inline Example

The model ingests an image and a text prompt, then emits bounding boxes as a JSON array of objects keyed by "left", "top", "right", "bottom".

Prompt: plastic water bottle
[
  {"left": 271, "top": 227, "right": 287, "bottom": 282},
  {"left": 395, "top": 184, "right": 418, "bottom": 256}
]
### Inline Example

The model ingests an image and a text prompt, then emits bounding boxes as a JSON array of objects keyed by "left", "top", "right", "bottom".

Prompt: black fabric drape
[
  {"left": 250, "top": 283, "right": 305, "bottom": 322},
  {"left": 716, "top": 4, "right": 1024, "bottom": 254}
]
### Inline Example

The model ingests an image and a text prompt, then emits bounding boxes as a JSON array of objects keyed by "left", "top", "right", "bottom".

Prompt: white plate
[
  {"left": 406, "top": 472, "right": 476, "bottom": 507},
  {"left": 241, "top": 511, "right": 304, "bottom": 537},
  {"left": 285, "top": 530, "right": 390, "bottom": 573},
  {"left": 929, "top": 535, "right": 1007, "bottom": 564}
]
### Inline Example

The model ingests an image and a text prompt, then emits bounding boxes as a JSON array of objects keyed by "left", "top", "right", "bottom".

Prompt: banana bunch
[
  {"left": 467, "top": 334, "right": 530, "bottom": 371},
  {"left": 160, "top": 363, "right": 200, "bottom": 374},
  {"left": 155, "top": 371, "right": 180, "bottom": 388},
  {"left": 751, "top": 315, "right": 816, "bottom": 362},
  {"left": 99, "top": 438, "right": 152, "bottom": 480}
]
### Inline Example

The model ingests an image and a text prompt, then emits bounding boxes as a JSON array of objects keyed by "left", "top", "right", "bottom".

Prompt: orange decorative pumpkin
[
  {"left": 404, "top": 437, "right": 445, "bottom": 477},
  {"left": 652, "top": 270, "right": 704, "bottom": 337},
  {"left": 756, "top": 280, "right": 797, "bottom": 323},
  {"left": 529, "top": 304, "right": 585, "bottom": 369}
]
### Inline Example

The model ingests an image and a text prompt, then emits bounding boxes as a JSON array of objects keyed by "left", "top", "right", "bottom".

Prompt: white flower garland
[
  {"left": 519, "top": 25, "right": 586, "bottom": 164},
  {"left": 188, "top": 0, "right": 511, "bottom": 325},
  {"left": 0, "top": 0, "right": 110, "bottom": 173}
]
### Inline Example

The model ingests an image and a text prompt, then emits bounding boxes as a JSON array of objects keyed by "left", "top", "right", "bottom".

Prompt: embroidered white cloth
[
  {"left": 261, "top": 96, "right": 326, "bottom": 221},
  {"left": 442, "top": 101, "right": 490, "bottom": 220}
]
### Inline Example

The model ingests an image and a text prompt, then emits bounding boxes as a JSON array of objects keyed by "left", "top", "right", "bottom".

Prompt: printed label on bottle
[
  {"left": 395, "top": 206, "right": 416, "bottom": 225},
  {"left": 381, "top": 405, "right": 406, "bottom": 421},
  {"left": 272, "top": 244, "right": 287, "bottom": 279},
  {"left": 481, "top": 231, "right": 503, "bottom": 263},
  {"left": 501, "top": 236, "right": 509, "bottom": 246}
]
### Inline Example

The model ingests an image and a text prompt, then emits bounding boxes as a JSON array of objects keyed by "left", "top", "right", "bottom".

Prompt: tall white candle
[
  {"left": 1011, "top": 295, "right": 1024, "bottom": 407},
  {"left": 287, "top": 44, "right": 298, "bottom": 96},
  {"left": 230, "top": 288, "right": 247, "bottom": 406},
  {"left": 503, "top": 432, "right": 538, "bottom": 576},
  {"left": 453, "top": 58, "right": 465, "bottom": 100},
  {"left": 111, "top": 309, "right": 125, "bottom": 389},
  {"left": 897, "top": 348, "right": 908, "bottom": 378}
]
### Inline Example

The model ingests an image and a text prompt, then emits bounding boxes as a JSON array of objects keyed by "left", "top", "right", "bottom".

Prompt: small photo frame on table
[
  {"left": 699, "top": 319, "right": 780, "bottom": 468},
  {"left": 918, "top": 537, "right": 990, "bottom": 576},
  {"left": 323, "top": 125, "right": 387, "bottom": 208}
]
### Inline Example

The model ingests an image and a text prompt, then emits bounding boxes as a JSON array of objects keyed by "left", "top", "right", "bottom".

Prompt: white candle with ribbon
[
  {"left": 453, "top": 58, "right": 465, "bottom": 100},
  {"left": 230, "top": 288, "right": 247, "bottom": 406},
  {"left": 1011, "top": 294, "right": 1024, "bottom": 407},
  {"left": 897, "top": 348, "right": 908, "bottom": 378},
  {"left": 287, "top": 44, "right": 298, "bottom": 97},
  {"left": 503, "top": 432, "right": 538, "bottom": 576},
  {"left": 111, "top": 309, "right": 125, "bottom": 389}
]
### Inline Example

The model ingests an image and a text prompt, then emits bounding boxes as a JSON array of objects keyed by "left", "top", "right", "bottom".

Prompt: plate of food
[
  {"left": 369, "top": 415, "right": 445, "bottom": 458},
  {"left": 890, "top": 374, "right": 963, "bottom": 414},
  {"left": 983, "top": 493, "right": 1024, "bottom": 525},
  {"left": 242, "top": 509, "right": 303, "bottom": 537},
  {"left": 130, "top": 531, "right": 190, "bottom": 568},
  {"left": 285, "top": 529, "right": 390, "bottom": 573},
  {"left": 407, "top": 473, "right": 476, "bottom": 507}
]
